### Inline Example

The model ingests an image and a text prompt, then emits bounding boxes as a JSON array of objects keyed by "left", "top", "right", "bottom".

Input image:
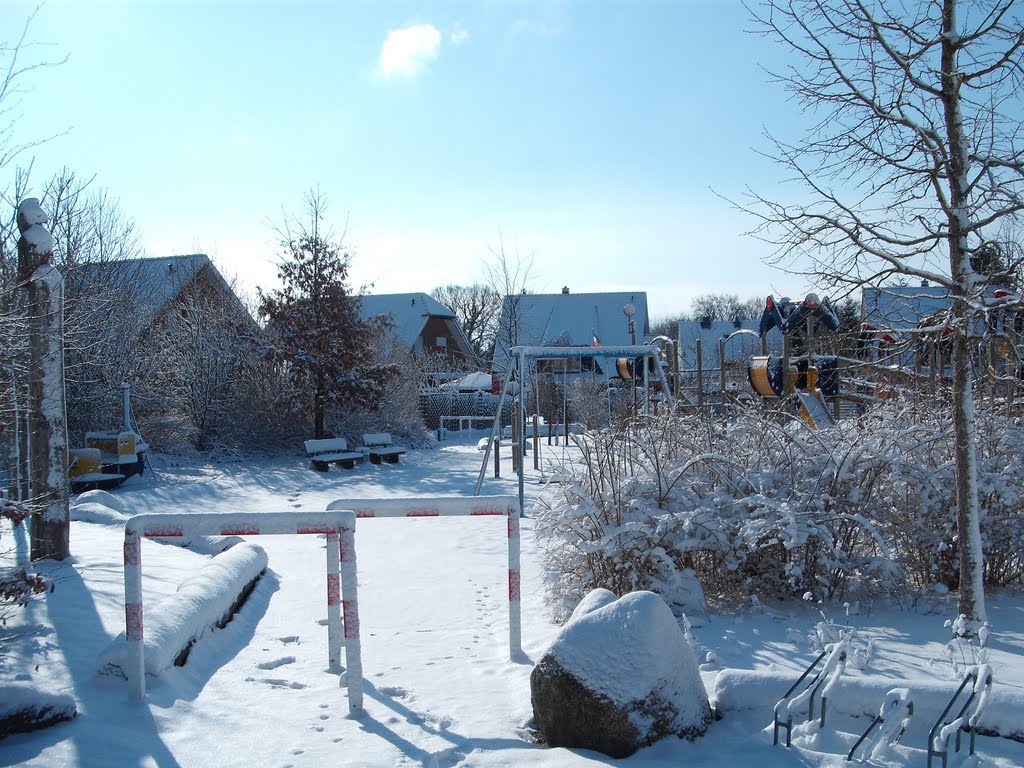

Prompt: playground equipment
[
  {"left": 748, "top": 294, "right": 841, "bottom": 429},
  {"left": 69, "top": 383, "right": 149, "bottom": 492},
  {"left": 475, "top": 344, "right": 673, "bottom": 505}
]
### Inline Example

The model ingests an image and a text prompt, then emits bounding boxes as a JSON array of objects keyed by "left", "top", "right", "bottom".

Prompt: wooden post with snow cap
[{"left": 18, "top": 198, "right": 70, "bottom": 561}]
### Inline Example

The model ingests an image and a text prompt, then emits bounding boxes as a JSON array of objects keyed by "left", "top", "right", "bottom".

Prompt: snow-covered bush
[
  {"left": 1, "top": 499, "right": 47, "bottom": 627},
  {"left": 534, "top": 400, "right": 1024, "bottom": 619}
]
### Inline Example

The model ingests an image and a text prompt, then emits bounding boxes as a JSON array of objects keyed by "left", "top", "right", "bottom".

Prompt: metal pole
[
  {"left": 533, "top": 415, "right": 539, "bottom": 470},
  {"left": 122, "top": 382, "right": 132, "bottom": 432},
  {"left": 718, "top": 337, "right": 727, "bottom": 411},
  {"left": 517, "top": 350, "right": 526, "bottom": 517},
  {"left": 474, "top": 364, "right": 515, "bottom": 495},
  {"left": 695, "top": 339, "right": 704, "bottom": 410}
]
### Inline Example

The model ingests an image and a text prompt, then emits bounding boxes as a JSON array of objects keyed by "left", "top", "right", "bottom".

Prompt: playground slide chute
[{"left": 795, "top": 391, "right": 833, "bottom": 429}]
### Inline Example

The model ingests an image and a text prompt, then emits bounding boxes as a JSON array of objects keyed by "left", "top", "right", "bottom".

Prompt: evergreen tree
[{"left": 259, "top": 197, "right": 392, "bottom": 439}]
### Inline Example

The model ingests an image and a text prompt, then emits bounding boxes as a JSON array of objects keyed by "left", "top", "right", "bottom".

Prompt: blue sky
[{"left": 3, "top": 0, "right": 815, "bottom": 320}]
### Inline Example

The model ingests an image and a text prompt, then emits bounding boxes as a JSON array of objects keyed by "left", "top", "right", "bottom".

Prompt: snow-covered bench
[
  {"left": 361, "top": 433, "right": 406, "bottom": 465},
  {"left": 304, "top": 438, "right": 364, "bottom": 471}
]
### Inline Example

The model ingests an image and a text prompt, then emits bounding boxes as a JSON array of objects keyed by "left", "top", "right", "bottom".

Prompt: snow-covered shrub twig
[
  {"left": 1, "top": 499, "right": 48, "bottom": 626},
  {"left": 533, "top": 400, "right": 1024, "bottom": 620}
]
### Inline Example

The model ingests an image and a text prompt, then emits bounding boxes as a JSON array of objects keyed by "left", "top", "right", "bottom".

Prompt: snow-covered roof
[
  {"left": 676, "top": 320, "right": 782, "bottom": 369},
  {"left": 360, "top": 293, "right": 454, "bottom": 349},
  {"left": 72, "top": 254, "right": 247, "bottom": 330},
  {"left": 861, "top": 284, "right": 951, "bottom": 330},
  {"left": 360, "top": 292, "right": 476, "bottom": 361},
  {"left": 491, "top": 290, "right": 649, "bottom": 372}
]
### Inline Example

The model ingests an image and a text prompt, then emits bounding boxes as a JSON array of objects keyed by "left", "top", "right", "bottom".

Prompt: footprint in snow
[
  {"left": 256, "top": 656, "right": 296, "bottom": 670},
  {"left": 257, "top": 678, "right": 308, "bottom": 689},
  {"left": 279, "top": 635, "right": 300, "bottom": 645}
]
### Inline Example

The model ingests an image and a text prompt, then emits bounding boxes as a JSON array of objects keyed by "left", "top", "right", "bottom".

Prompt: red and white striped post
[
  {"left": 326, "top": 495, "right": 521, "bottom": 659},
  {"left": 339, "top": 520, "right": 362, "bottom": 710},
  {"left": 326, "top": 531, "right": 342, "bottom": 671},
  {"left": 123, "top": 511, "right": 361, "bottom": 711}
]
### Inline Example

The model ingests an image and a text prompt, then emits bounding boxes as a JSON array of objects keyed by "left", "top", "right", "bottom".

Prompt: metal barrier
[
  {"left": 774, "top": 643, "right": 848, "bottom": 747},
  {"left": 846, "top": 688, "right": 913, "bottom": 762},
  {"left": 928, "top": 665, "right": 993, "bottom": 768},
  {"left": 326, "top": 496, "right": 521, "bottom": 659},
  {"left": 123, "top": 511, "right": 362, "bottom": 711}
]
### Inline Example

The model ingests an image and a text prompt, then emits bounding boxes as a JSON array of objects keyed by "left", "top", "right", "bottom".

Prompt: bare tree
[
  {"left": 485, "top": 233, "right": 536, "bottom": 369},
  {"left": 690, "top": 293, "right": 764, "bottom": 322},
  {"left": 430, "top": 282, "right": 501, "bottom": 362},
  {"left": 743, "top": 0, "right": 1024, "bottom": 625},
  {"left": 0, "top": 8, "right": 67, "bottom": 174}
]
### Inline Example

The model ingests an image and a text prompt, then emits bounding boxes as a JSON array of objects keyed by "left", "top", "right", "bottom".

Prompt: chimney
[
  {"left": 562, "top": 286, "right": 570, "bottom": 294},
  {"left": 700, "top": 316, "right": 712, "bottom": 330}
]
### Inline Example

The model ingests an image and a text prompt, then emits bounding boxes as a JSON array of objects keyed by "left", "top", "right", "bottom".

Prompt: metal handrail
[
  {"left": 846, "top": 692, "right": 913, "bottom": 762},
  {"left": 927, "top": 667, "right": 993, "bottom": 768},
  {"left": 773, "top": 650, "right": 827, "bottom": 747}
]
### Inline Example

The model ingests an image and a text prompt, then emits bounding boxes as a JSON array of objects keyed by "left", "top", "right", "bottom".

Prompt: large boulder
[{"left": 531, "top": 590, "right": 711, "bottom": 758}]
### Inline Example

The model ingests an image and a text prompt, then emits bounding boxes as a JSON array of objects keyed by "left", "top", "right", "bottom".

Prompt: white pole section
[
  {"left": 507, "top": 503, "right": 522, "bottom": 658},
  {"left": 123, "top": 530, "right": 146, "bottom": 699},
  {"left": 340, "top": 523, "right": 363, "bottom": 712},
  {"left": 326, "top": 531, "right": 342, "bottom": 670}
]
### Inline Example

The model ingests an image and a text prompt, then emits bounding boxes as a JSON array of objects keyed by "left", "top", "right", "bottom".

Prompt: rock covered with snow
[{"left": 530, "top": 589, "right": 711, "bottom": 758}]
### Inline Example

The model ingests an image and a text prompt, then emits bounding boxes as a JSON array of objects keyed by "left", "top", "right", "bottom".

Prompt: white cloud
[
  {"left": 379, "top": 24, "right": 442, "bottom": 79},
  {"left": 450, "top": 24, "right": 469, "bottom": 45}
]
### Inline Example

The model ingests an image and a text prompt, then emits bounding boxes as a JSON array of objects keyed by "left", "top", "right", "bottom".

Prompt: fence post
[
  {"left": 718, "top": 336, "right": 727, "bottom": 411},
  {"left": 533, "top": 415, "right": 539, "bottom": 470},
  {"left": 511, "top": 404, "right": 520, "bottom": 472},
  {"left": 695, "top": 338, "right": 704, "bottom": 409}
]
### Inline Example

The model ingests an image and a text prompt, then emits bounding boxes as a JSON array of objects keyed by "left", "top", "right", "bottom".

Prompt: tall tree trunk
[
  {"left": 942, "top": 0, "right": 985, "bottom": 625},
  {"left": 314, "top": 371, "right": 326, "bottom": 439},
  {"left": 18, "top": 198, "right": 70, "bottom": 561}
]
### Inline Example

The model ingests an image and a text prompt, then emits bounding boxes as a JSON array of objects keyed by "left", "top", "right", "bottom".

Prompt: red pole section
[{"left": 326, "top": 531, "right": 342, "bottom": 671}]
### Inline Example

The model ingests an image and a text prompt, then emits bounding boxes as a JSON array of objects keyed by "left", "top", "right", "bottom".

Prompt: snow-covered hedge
[
  {"left": 533, "top": 403, "right": 1024, "bottom": 618},
  {"left": 98, "top": 542, "right": 268, "bottom": 677}
]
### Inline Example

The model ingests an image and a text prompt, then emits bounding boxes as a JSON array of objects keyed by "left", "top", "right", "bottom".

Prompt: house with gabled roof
[
  {"left": 359, "top": 292, "right": 479, "bottom": 368},
  {"left": 861, "top": 283, "right": 952, "bottom": 334},
  {"left": 71, "top": 253, "right": 257, "bottom": 338},
  {"left": 676, "top": 318, "right": 783, "bottom": 371},
  {"left": 64, "top": 254, "right": 261, "bottom": 449},
  {"left": 490, "top": 288, "right": 649, "bottom": 378}
]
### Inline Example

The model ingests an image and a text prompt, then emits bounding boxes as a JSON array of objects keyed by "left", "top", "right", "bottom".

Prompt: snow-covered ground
[{"left": 2, "top": 435, "right": 1023, "bottom": 767}]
